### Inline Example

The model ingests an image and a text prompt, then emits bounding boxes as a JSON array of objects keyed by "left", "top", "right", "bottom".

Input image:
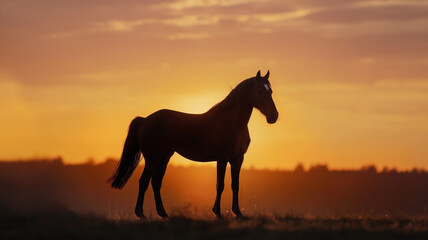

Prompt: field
[
  {"left": 2, "top": 210, "right": 428, "bottom": 240},
  {"left": 1, "top": 159, "right": 428, "bottom": 239}
]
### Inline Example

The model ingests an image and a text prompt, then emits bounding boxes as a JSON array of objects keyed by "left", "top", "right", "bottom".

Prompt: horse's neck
[{"left": 211, "top": 88, "right": 253, "bottom": 127}]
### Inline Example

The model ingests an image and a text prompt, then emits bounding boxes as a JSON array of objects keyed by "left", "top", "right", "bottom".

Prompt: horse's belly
[
  {"left": 175, "top": 150, "right": 218, "bottom": 162},
  {"left": 174, "top": 134, "right": 249, "bottom": 162},
  {"left": 174, "top": 141, "right": 225, "bottom": 162}
]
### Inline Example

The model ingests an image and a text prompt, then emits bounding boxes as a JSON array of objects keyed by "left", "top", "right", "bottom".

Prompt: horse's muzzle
[{"left": 267, "top": 111, "right": 278, "bottom": 124}]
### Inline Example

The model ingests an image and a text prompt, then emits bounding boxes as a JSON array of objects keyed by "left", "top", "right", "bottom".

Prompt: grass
[{"left": 1, "top": 210, "right": 428, "bottom": 240}]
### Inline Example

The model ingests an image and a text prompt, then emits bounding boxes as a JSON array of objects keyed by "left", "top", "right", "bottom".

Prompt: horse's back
[
  {"left": 137, "top": 109, "right": 204, "bottom": 150},
  {"left": 145, "top": 109, "right": 205, "bottom": 130}
]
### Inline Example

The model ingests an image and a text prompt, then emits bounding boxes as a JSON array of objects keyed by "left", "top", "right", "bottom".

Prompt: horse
[{"left": 108, "top": 70, "right": 278, "bottom": 219}]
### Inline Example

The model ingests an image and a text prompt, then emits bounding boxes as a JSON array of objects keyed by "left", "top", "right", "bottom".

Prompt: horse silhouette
[{"left": 108, "top": 70, "right": 278, "bottom": 219}]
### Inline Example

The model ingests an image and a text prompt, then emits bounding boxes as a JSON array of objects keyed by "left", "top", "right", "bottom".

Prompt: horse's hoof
[
  {"left": 158, "top": 211, "right": 168, "bottom": 219},
  {"left": 233, "top": 208, "right": 249, "bottom": 220},
  {"left": 135, "top": 213, "right": 147, "bottom": 220},
  {"left": 212, "top": 210, "right": 223, "bottom": 219},
  {"left": 135, "top": 209, "right": 147, "bottom": 220}
]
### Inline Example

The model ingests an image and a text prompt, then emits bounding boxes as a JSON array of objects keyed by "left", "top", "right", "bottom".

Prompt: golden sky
[{"left": 1, "top": 0, "right": 428, "bottom": 169}]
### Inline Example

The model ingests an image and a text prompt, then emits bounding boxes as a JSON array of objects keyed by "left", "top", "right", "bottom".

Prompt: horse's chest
[{"left": 217, "top": 128, "right": 251, "bottom": 156}]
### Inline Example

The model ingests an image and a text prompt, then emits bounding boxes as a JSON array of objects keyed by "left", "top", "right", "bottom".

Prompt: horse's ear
[
  {"left": 256, "top": 70, "right": 261, "bottom": 79},
  {"left": 264, "top": 70, "right": 270, "bottom": 79}
]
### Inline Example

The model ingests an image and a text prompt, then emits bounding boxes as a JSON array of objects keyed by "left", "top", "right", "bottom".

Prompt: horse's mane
[{"left": 207, "top": 77, "right": 255, "bottom": 114}]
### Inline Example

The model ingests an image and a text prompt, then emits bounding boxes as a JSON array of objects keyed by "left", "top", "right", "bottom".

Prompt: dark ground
[
  {"left": 1, "top": 210, "right": 428, "bottom": 240},
  {"left": 1, "top": 159, "right": 428, "bottom": 239}
]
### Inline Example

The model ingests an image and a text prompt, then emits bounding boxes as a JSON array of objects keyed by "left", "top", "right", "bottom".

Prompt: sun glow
[
  {"left": 172, "top": 91, "right": 226, "bottom": 114},
  {"left": 1, "top": 0, "right": 428, "bottom": 170}
]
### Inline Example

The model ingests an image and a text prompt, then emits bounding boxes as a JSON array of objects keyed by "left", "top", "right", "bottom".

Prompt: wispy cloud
[
  {"left": 251, "top": 9, "right": 316, "bottom": 23},
  {"left": 354, "top": 0, "right": 428, "bottom": 7},
  {"left": 89, "top": 8, "right": 314, "bottom": 37},
  {"left": 33, "top": 0, "right": 428, "bottom": 41},
  {"left": 164, "top": 0, "right": 265, "bottom": 10},
  {"left": 167, "top": 32, "right": 210, "bottom": 40},
  {"left": 163, "top": 15, "right": 221, "bottom": 27},
  {"left": 94, "top": 19, "right": 156, "bottom": 32}
]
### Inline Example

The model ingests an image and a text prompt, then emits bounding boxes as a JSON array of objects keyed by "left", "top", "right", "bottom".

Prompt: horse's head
[{"left": 250, "top": 70, "right": 279, "bottom": 124}]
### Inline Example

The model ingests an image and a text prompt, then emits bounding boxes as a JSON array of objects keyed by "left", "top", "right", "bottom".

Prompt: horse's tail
[{"left": 108, "top": 116, "right": 144, "bottom": 189}]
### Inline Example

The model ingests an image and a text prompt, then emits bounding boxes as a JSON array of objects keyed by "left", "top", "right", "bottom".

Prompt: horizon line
[{"left": 1, "top": 157, "right": 426, "bottom": 173}]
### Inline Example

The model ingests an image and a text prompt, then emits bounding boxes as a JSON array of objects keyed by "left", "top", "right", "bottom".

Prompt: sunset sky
[{"left": 1, "top": 0, "right": 428, "bottom": 170}]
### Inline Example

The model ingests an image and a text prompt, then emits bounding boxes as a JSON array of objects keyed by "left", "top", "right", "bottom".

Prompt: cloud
[
  {"left": 251, "top": 9, "right": 315, "bottom": 22},
  {"left": 6, "top": 0, "right": 427, "bottom": 43},
  {"left": 83, "top": 0, "right": 428, "bottom": 40},
  {"left": 89, "top": 7, "right": 314, "bottom": 36},
  {"left": 305, "top": 5, "right": 428, "bottom": 23},
  {"left": 167, "top": 32, "right": 210, "bottom": 40},
  {"left": 93, "top": 19, "right": 156, "bottom": 32},
  {"left": 2, "top": 0, "right": 428, "bottom": 87},
  {"left": 164, "top": 0, "right": 265, "bottom": 10},
  {"left": 354, "top": 0, "right": 428, "bottom": 7},
  {"left": 163, "top": 15, "right": 221, "bottom": 27},
  {"left": 90, "top": 15, "right": 221, "bottom": 34}
]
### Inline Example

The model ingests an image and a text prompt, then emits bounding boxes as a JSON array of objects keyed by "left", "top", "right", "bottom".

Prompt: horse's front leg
[
  {"left": 231, "top": 155, "right": 246, "bottom": 218},
  {"left": 212, "top": 160, "right": 227, "bottom": 218}
]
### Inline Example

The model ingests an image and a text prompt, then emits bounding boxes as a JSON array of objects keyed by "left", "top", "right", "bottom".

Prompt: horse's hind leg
[
  {"left": 135, "top": 160, "right": 154, "bottom": 219},
  {"left": 151, "top": 156, "right": 170, "bottom": 218}
]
